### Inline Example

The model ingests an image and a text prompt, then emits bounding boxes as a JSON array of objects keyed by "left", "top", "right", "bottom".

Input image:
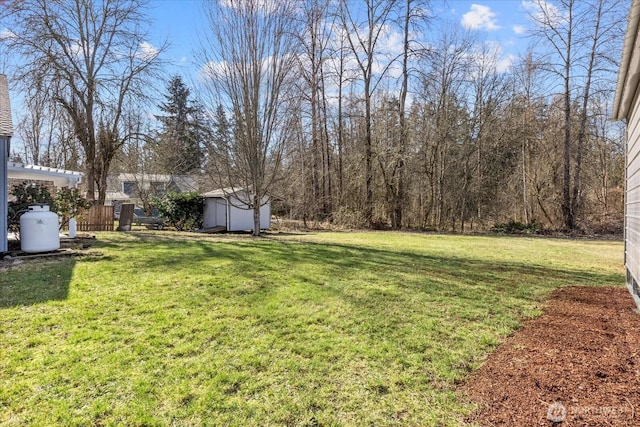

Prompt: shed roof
[
  {"left": 202, "top": 187, "right": 248, "bottom": 198},
  {"left": 0, "top": 74, "right": 13, "bottom": 137},
  {"left": 614, "top": 0, "right": 640, "bottom": 121},
  {"left": 202, "top": 187, "right": 280, "bottom": 202}
]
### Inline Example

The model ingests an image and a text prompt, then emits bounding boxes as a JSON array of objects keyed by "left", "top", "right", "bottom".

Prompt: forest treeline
[{"left": 1, "top": 0, "right": 629, "bottom": 233}]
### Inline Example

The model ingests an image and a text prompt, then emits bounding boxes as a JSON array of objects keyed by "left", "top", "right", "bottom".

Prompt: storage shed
[
  {"left": 202, "top": 188, "right": 270, "bottom": 232},
  {"left": 614, "top": 0, "right": 640, "bottom": 307}
]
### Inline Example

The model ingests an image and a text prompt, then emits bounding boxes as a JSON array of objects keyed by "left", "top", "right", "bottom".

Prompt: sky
[
  {"left": 3, "top": 0, "right": 625, "bottom": 157},
  {"left": 147, "top": 0, "right": 535, "bottom": 87},
  {"left": 146, "top": 0, "right": 205, "bottom": 82},
  {"left": 452, "top": 1, "right": 532, "bottom": 53}
]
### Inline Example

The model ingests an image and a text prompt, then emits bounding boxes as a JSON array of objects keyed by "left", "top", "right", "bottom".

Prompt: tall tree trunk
[
  {"left": 336, "top": 67, "right": 344, "bottom": 206},
  {"left": 340, "top": 0, "right": 394, "bottom": 227},
  {"left": 364, "top": 79, "right": 373, "bottom": 225},
  {"left": 572, "top": 0, "right": 604, "bottom": 228},
  {"left": 561, "top": 1, "right": 574, "bottom": 230},
  {"left": 253, "top": 194, "right": 261, "bottom": 237},
  {"left": 393, "top": 0, "right": 412, "bottom": 229},
  {"left": 321, "top": 80, "right": 333, "bottom": 215}
]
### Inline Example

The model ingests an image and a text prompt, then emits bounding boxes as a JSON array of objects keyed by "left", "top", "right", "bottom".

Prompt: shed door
[
  {"left": 204, "top": 199, "right": 216, "bottom": 229},
  {"left": 204, "top": 198, "right": 227, "bottom": 228}
]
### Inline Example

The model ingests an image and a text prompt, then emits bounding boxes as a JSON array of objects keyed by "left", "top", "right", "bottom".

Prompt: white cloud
[
  {"left": 199, "top": 54, "right": 288, "bottom": 83},
  {"left": 324, "top": 21, "right": 409, "bottom": 90},
  {"left": 522, "top": 0, "right": 565, "bottom": 27},
  {"left": 70, "top": 39, "right": 84, "bottom": 57},
  {"left": 199, "top": 60, "right": 229, "bottom": 82},
  {"left": 374, "top": 23, "right": 404, "bottom": 78},
  {"left": 462, "top": 4, "right": 500, "bottom": 31},
  {"left": 513, "top": 25, "right": 526, "bottom": 35},
  {"left": 137, "top": 41, "right": 159, "bottom": 60},
  {"left": 496, "top": 54, "right": 515, "bottom": 73},
  {"left": 466, "top": 42, "right": 514, "bottom": 77},
  {"left": 0, "top": 28, "right": 17, "bottom": 40}
]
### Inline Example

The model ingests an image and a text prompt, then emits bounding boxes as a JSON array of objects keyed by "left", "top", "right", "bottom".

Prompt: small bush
[
  {"left": 8, "top": 184, "right": 93, "bottom": 233},
  {"left": 491, "top": 220, "right": 541, "bottom": 235},
  {"left": 154, "top": 191, "right": 204, "bottom": 231},
  {"left": 8, "top": 183, "right": 55, "bottom": 234},
  {"left": 54, "top": 187, "right": 93, "bottom": 230},
  {"left": 587, "top": 218, "right": 624, "bottom": 235},
  {"left": 332, "top": 207, "right": 367, "bottom": 229}
]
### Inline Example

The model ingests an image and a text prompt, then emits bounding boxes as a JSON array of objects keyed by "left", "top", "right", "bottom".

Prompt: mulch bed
[{"left": 462, "top": 286, "right": 640, "bottom": 426}]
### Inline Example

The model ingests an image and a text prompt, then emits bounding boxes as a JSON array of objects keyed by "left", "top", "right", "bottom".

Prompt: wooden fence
[{"left": 76, "top": 205, "right": 114, "bottom": 232}]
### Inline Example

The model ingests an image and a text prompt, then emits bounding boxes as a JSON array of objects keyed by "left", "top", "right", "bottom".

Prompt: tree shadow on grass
[
  {"left": 88, "top": 233, "right": 624, "bottom": 322},
  {"left": 0, "top": 258, "right": 75, "bottom": 308},
  {"left": 120, "top": 233, "right": 619, "bottom": 280},
  {"left": 119, "top": 233, "right": 623, "bottom": 305}
]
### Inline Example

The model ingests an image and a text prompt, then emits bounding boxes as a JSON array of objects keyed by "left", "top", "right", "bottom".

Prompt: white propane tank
[{"left": 20, "top": 204, "right": 60, "bottom": 253}]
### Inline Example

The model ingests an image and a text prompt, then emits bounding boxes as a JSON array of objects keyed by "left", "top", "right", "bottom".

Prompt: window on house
[
  {"left": 123, "top": 181, "right": 137, "bottom": 195},
  {"left": 150, "top": 181, "right": 166, "bottom": 194}
]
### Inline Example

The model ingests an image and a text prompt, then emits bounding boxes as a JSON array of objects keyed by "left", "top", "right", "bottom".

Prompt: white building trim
[{"left": 8, "top": 162, "right": 83, "bottom": 188}]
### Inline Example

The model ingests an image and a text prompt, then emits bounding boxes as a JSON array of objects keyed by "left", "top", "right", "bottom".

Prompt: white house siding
[
  {"left": 0, "top": 138, "right": 8, "bottom": 252},
  {"left": 614, "top": 0, "right": 640, "bottom": 306},
  {"left": 0, "top": 75, "right": 13, "bottom": 253},
  {"left": 627, "top": 95, "right": 640, "bottom": 299}
]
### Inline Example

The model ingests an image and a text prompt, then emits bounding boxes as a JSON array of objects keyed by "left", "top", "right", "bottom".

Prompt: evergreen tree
[
  {"left": 204, "top": 103, "right": 233, "bottom": 187},
  {"left": 155, "top": 76, "right": 204, "bottom": 174}
]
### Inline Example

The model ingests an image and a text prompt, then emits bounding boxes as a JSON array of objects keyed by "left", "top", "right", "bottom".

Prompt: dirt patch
[{"left": 462, "top": 286, "right": 640, "bottom": 426}]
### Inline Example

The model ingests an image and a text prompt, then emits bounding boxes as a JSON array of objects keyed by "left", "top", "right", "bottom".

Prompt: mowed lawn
[{"left": 0, "top": 231, "right": 624, "bottom": 426}]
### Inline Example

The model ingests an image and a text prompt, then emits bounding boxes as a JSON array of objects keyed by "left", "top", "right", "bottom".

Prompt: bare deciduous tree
[
  {"left": 418, "top": 25, "right": 473, "bottom": 229},
  {"left": 386, "top": 0, "right": 430, "bottom": 228},
  {"left": 526, "top": 0, "right": 625, "bottom": 230},
  {"left": 339, "top": 0, "right": 397, "bottom": 226},
  {"left": 296, "top": 0, "right": 334, "bottom": 220},
  {"left": 1, "top": 0, "right": 164, "bottom": 203},
  {"left": 199, "top": 0, "right": 300, "bottom": 236}
]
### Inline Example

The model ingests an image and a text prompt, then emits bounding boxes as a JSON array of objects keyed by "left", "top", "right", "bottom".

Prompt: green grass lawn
[{"left": 0, "top": 231, "right": 624, "bottom": 426}]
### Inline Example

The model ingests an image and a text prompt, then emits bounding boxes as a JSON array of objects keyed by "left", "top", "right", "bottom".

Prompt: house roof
[
  {"left": 171, "top": 175, "right": 198, "bottom": 193},
  {"left": 614, "top": 0, "right": 640, "bottom": 121},
  {"left": 117, "top": 173, "right": 172, "bottom": 183},
  {"left": 105, "top": 191, "right": 130, "bottom": 200},
  {"left": 8, "top": 162, "right": 83, "bottom": 187},
  {"left": 0, "top": 74, "right": 13, "bottom": 137},
  {"left": 116, "top": 173, "right": 198, "bottom": 192}
]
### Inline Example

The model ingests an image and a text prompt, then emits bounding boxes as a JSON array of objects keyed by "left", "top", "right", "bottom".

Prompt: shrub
[
  {"left": 491, "top": 220, "right": 541, "bottom": 235},
  {"left": 54, "top": 187, "right": 93, "bottom": 230},
  {"left": 8, "top": 184, "right": 94, "bottom": 232},
  {"left": 153, "top": 191, "right": 204, "bottom": 231},
  {"left": 8, "top": 183, "right": 55, "bottom": 234},
  {"left": 332, "top": 206, "right": 367, "bottom": 229}
]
